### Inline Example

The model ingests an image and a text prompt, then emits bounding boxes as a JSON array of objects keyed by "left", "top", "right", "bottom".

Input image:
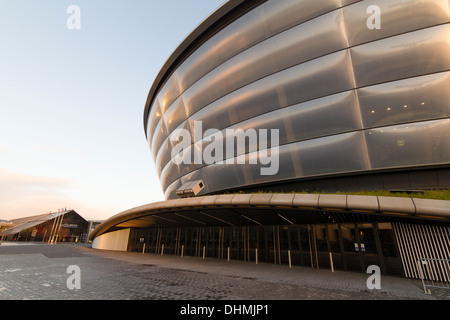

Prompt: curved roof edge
[
  {"left": 143, "top": 0, "right": 266, "bottom": 137},
  {"left": 90, "top": 194, "right": 450, "bottom": 240},
  {"left": 0, "top": 210, "right": 80, "bottom": 236}
]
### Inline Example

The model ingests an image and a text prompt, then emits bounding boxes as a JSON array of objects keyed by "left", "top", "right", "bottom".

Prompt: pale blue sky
[{"left": 0, "top": 0, "right": 226, "bottom": 220}]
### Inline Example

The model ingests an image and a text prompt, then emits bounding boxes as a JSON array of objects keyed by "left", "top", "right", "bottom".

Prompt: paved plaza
[{"left": 0, "top": 242, "right": 447, "bottom": 301}]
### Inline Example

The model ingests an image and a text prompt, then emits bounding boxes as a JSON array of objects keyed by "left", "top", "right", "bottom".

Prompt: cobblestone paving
[{"left": 0, "top": 243, "right": 447, "bottom": 301}]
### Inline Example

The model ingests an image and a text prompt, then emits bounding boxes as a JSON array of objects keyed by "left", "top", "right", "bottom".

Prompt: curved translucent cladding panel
[
  {"left": 182, "top": 9, "right": 348, "bottom": 117},
  {"left": 289, "top": 131, "right": 369, "bottom": 177},
  {"left": 175, "top": 0, "right": 342, "bottom": 93},
  {"left": 162, "top": 120, "right": 192, "bottom": 166},
  {"left": 191, "top": 91, "right": 362, "bottom": 165},
  {"left": 184, "top": 163, "right": 267, "bottom": 197},
  {"left": 151, "top": 118, "right": 169, "bottom": 162},
  {"left": 226, "top": 91, "right": 363, "bottom": 147},
  {"left": 340, "top": 0, "right": 361, "bottom": 5},
  {"left": 343, "top": 0, "right": 450, "bottom": 47},
  {"left": 163, "top": 164, "right": 208, "bottom": 198},
  {"left": 189, "top": 50, "right": 355, "bottom": 135},
  {"left": 358, "top": 72, "right": 450, "bottom": 128},
  {"left": 147, "top": 99, "right": 162, "bottom": 147},
  {"left": 365, "top": 119, "right": 450, "bottom": 169},
  {"left": 351, "top": 24, "right": 450, "bottom": 88},
  {"left": 155, "top": 139, "right": 171, "bottom": 177},
  {"left": 177, "top": 143, "right": 206, "bottom": 180},
  {"left": 162, "top": 96, "right": 187, "bottom": 134},
  {"left": 156, "top": 72, "right": 181, "bottom": 116},
  {"left": 159, "top": 158, "right": 180, "bottom": 193},
  {"left": 261, "top": 0, "right": 342, "bottom": 35},
  {"left": 164, "top": 179, "right": 182, "bottom": 200},
  {"left": 165, "top": 131, "right": 369, "bottom": 197},
  {"left": 203, "top": 148, "right": 300, "bottom": 193}
]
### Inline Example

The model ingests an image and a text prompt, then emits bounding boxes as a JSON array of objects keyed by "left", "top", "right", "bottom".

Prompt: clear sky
[{"left": 0, "top": 0, "right": 226, "bottom": 221}]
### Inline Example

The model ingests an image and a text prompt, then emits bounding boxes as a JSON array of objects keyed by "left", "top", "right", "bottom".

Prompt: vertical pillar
[
  {"left": 288, "top": 250, "right": 292, "bottom": 268},
  {"left": 329, "top": 252, "right": 334, "bottom": 272},
  {"left": 373, "top": 223, "right": 386, "bottom": 275}
]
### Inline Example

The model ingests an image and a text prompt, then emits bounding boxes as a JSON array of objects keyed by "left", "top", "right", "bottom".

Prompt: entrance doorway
[{"left": 129, "top": 222, "right": 403, "bottom": 275}]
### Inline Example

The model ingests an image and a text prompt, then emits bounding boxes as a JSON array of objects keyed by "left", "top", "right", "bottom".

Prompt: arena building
[{"left": 91, "top": 0, "right": 450, "bottom": 282}]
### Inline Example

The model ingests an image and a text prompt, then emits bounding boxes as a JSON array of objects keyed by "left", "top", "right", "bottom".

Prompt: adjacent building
[{"left": 0, "top": 210, "right": 89, "bottom": 243}]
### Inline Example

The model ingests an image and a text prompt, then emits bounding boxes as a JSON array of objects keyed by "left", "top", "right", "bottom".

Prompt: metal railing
[{"left": 417, "top": 258, "right": 450, "bottom": 295}]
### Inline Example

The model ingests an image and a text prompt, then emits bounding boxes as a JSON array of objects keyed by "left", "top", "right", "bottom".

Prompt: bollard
[
  {"left": 181, "top": 245, "right": 184, "bottom": 257},
  {"left": 227, "top": 247, "right": 230, "bottom": 261},
  {"left": 329, "top": 252, "right": 334, "bottom": 272},
  {"left": 288, "top": 250, "right": 292, "bottom": 268},
  {"left": 256, "top": 248, "right": 258, "bottom": 264},
  {"left": 142, "top": 243, "right": 145, "bottom": 254},
  {"left": 203, "top": 246, "right": 206, "bottom": 259},
  {"left": 161, "top": 244, "right": 164, "bottom": 256}
]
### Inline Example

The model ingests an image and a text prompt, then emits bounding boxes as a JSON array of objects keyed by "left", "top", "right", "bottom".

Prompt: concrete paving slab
[{"left": 0, "top": 243, "right": 446, "bottom": 301}]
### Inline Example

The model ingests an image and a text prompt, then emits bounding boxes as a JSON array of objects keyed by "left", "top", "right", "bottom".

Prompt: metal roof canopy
[
  {"left": 90, "top": 194, "right": 450, "bottom": 240},
  {"left": 0, "top": 210, "right": 80, "bottom": 236}
]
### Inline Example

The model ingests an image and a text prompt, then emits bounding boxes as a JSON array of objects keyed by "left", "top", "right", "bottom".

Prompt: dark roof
[{"left": 0, "top": 210, "right": 84, "bottom": 236}]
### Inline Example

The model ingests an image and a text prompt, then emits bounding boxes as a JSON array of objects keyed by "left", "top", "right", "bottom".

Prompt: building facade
[
  {"left": 1, "top": 210, "right": 89, "bottom": 243},
  {"left": 144, "top": 0, "right": 450, "bottom": 199},
  {"left": 92, "top": 0, "right": 450, "bottom": 282}
]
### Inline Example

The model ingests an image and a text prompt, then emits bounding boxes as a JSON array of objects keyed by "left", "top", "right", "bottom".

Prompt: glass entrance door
[
  {"left": 341, "top": 223, "right": 364, "bottom": 272},
  {"left": 357, "top": 223, "right": 382, "bottom": 272}
]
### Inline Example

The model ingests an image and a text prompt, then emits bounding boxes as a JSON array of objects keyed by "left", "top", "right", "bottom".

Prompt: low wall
[{"left": 91, "top": 228, "right": 130, "bottom": 251}]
